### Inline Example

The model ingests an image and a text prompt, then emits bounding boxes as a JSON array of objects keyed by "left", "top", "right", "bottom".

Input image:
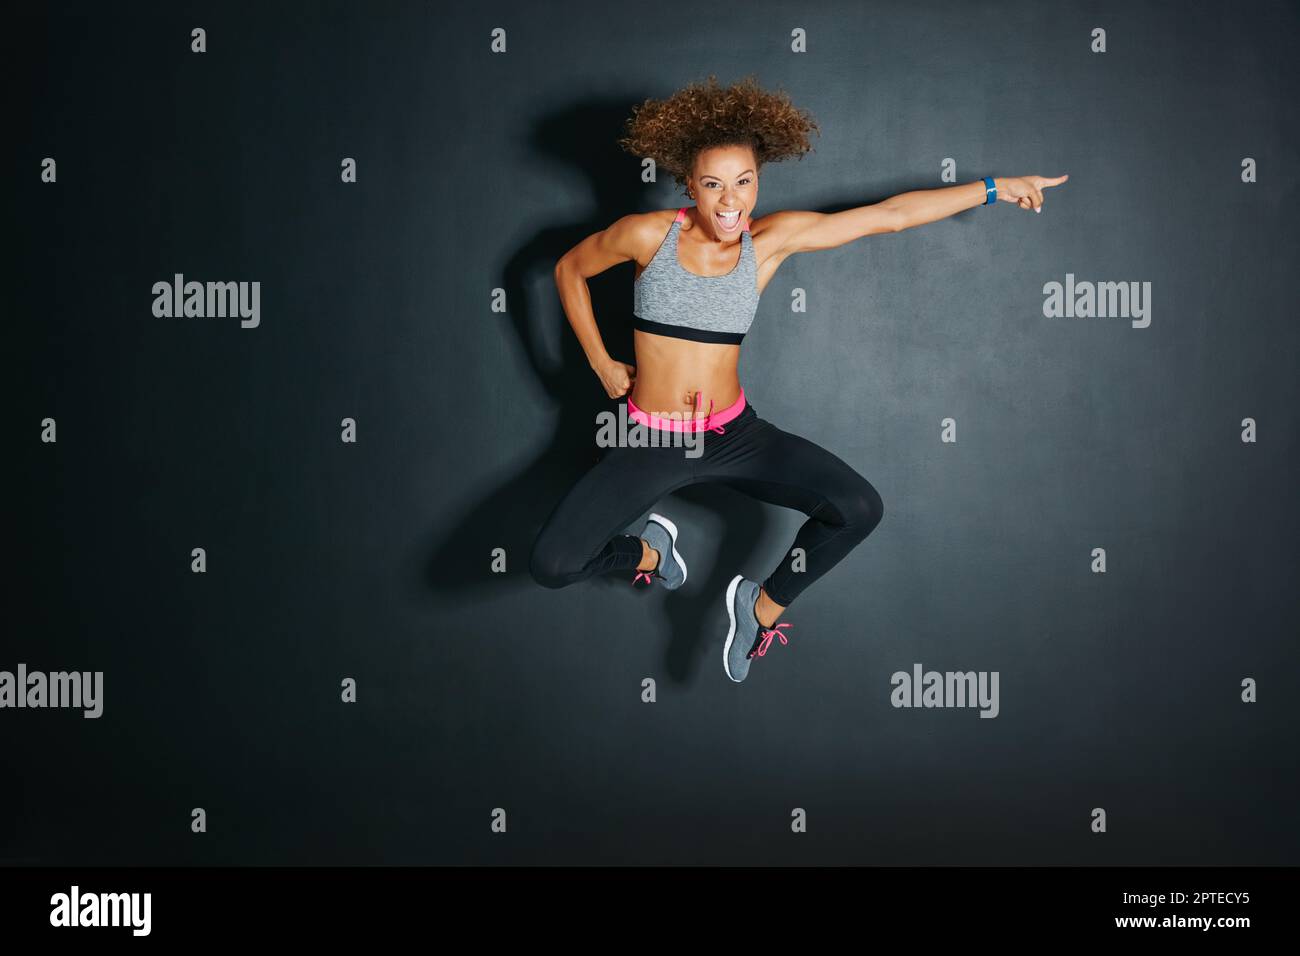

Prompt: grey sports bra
[{"left": 632, "top": 206, "right": 760, "bottom": 345}]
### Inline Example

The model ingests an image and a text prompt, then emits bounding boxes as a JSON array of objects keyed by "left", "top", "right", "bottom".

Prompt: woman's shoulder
[
  {"left": 746, "top": 208, "right": 817, "bottom": 261},
  {"left": 614, "top": 208, "right": 683, "bottom": 263},
  {"left": 748, "top": 208, "right": 800, "bottom": 238},
  {"left": 608, "top": 207, "right": 680, "bottom": 241},
  {"left": 628, "top": 207, "right": 683, "bottom": 230}
]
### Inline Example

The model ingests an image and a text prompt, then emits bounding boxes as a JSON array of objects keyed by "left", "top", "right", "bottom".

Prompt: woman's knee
[
  {"left": 529, "top": 533, "right": 573, "bottom": 589},
  {"left": 838, "top": 473, "right": 884, "bottom": 539}
]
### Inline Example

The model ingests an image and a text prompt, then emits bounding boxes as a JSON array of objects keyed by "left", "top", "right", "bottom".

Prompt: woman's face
[{"left": 688, "top": 145, "right": 758, "bottom": 239}]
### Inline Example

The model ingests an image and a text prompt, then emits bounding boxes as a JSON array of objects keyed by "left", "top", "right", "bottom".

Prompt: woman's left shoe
[
  {"left": 723, "top": 575, "right": 793, "bottom": 683},
  {"left": 632, "top": 513, "right": 687, "bottom": 589}
]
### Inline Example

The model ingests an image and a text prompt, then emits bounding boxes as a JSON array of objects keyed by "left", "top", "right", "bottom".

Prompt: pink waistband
[{"left": 627, "top": 388, "right": 746, "bottom": 433}]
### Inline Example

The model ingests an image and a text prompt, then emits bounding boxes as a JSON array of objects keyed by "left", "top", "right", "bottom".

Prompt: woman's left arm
[
  {"left": 891, "top": 174, "right": 1069, "bottom": 227},
  {"left": 773, "top": 174, "right": 1069, "bottom": 255}
]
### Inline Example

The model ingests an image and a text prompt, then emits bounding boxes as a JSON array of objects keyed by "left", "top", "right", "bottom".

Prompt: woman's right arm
[{"left": 554, "top": 214, "right": 648, "bottom": 399}]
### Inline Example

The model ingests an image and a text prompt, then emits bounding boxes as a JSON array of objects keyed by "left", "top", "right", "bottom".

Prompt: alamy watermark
[
  {"left": 152, "top": 274, "right": 260, "bottom": 328},
  {"left": 1042, "top": 273, "right": 1150, "bottom": 328},
  {"left": 50, "top": 885, "right": 151, "bottom": 936},
  {"left": 0, "top": 664, "right": 103, "bottom": 718},
  {"left": 890, "top": 663, "right": 999, "bottom": 718},
  {"left": 596, "top": 402, "right": 706, "bottom": 458}
]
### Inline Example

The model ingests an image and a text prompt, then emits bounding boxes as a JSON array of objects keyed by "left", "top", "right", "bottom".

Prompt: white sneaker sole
[
  {"left": 646, "top": 512, "right": 686, "bottom": 586},
  {"left": 723, "top": 574, "right": 744, "bottom": 682}
]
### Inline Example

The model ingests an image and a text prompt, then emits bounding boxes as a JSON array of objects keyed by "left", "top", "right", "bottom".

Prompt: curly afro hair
[{"left": 617, "top": 74, "right": 819, "bottom": 194}]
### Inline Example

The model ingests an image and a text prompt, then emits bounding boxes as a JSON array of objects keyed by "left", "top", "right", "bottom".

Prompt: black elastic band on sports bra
[{"left": 632, "top": 317, "right": 745, "bottom": 345}]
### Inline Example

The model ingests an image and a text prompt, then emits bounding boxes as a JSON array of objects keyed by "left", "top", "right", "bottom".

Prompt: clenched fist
[{"left": 594, "top": 358, "right": 637, "bottom": 399}]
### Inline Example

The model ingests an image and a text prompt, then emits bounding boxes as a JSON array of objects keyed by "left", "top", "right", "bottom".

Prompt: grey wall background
[{"left": 10, "top": 0, "right": 1299, "bottom": 865}]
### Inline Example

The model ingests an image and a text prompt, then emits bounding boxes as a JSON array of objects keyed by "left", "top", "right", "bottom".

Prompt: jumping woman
[{"left": 530, "top": 75, "right": 1067, "bottom": 683}]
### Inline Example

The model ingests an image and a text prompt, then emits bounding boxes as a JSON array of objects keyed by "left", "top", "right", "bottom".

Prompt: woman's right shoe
[{"left": 633, "top": 512, "right": 687, "bottom": 589}]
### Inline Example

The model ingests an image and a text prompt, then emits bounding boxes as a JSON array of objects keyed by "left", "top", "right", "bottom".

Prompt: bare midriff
[{"left": 629, "top": 330, "right": 742, "bottom": 418}]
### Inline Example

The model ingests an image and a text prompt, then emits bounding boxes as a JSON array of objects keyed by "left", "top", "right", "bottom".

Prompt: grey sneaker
[
  {"left": 723, "top": 575, "right": 793, "bottom": 683},
  {"left": 633, "top": 513, "right": 687, "bottom": 589}
]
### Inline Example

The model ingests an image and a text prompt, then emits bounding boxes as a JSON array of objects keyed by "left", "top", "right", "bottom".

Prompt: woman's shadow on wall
[{"left": 419, "top": 96, "right": 769, "bottom": 680}]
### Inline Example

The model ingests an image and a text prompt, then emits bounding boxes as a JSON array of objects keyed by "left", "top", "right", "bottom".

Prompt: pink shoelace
[
  {"left": 751, "top": 622, "right": 792, "bottom": 658},
  {"left": 631, "top": 570, "right": 655, "bottom": 586}
]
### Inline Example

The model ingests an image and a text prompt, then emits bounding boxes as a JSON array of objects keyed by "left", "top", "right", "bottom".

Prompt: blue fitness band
[{"left": 982, "top": 176, "right": 997, "bottom": 205}]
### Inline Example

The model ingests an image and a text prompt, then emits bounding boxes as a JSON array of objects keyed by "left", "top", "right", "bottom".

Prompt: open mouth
[{"left": 714, "top": 208, "right": 742, "bottom": 232}]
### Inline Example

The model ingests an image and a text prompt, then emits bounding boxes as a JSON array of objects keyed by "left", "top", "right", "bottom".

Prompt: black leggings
[{"left": 529, "top": 403, "right": 884, "bottom": 607}]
